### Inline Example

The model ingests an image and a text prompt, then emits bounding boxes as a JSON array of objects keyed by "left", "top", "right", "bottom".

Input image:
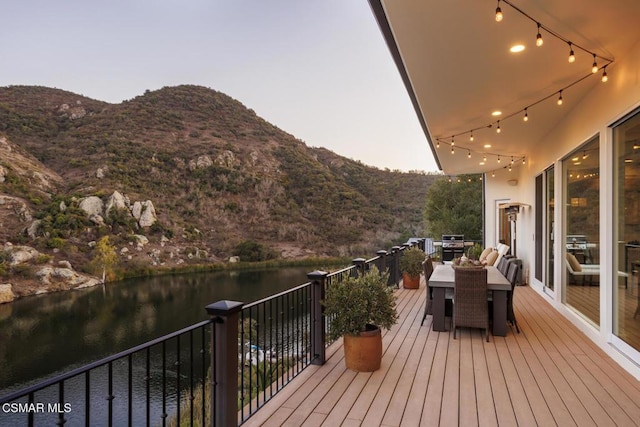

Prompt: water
[{"left": 0, "top": 267, "right": 315, "bottom": 397}]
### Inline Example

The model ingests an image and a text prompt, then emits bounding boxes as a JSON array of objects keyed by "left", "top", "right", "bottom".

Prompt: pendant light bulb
[
  {"left": 557, "top": 90, "right": 563, "bottom": 105},
  {"left": 470, "top": 132, "right": 474, "bottom": 142},
  {"left": 602, "top": 66, "right": 608, "bottom": 82},
  {"left": 451, "top": 143, "right": 455, "bottom": 154},
  {"left": 523, "top": 108, "right": 529, "bottom": 122},
  {"left": 468, "top": 151, "right": 471, "bottom": 159},
  {"left": 436, "top": 140, "right": 440, "bottom": 148},
  {"left": 568, "top": 42, "right": 575, "bottom": 63},
  {"left": 496, "top": 121, "right": 501, "bottom": 134},
  {"left": 495, "top": 1, "right": 503, "bottom": 22},
  {"left": 522, "top": 157, "right": 526, "bottom": 165},
  {"left": 592, "top": 54, "right": 598, "bottom": 73},
  {"left": 535, "top": 23, "right": 543, "bottom": 47},
  {"left": 497, "top": 155, "right": 501, "bottom": 163}
]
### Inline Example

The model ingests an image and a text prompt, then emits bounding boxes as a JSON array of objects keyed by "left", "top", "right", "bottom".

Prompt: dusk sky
[{"left": 1, "top": 0, "right": 439, "bottom": 172}]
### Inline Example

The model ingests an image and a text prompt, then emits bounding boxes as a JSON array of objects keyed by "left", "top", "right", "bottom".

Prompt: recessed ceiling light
[
  {"left": 625, "top": 159, "right": 633, "bottom": 163},
  {"left": 479, "top": 162, "right": 486, "bottom": 165},
  {"left": 510, "top": 44, "right": 525, "bottom": 53},
  {"left": 491, "top": 111, "right": 502, "bottom": 116},
  {"left": 572, "top": 157, "right": 579, "bottom": 161},
  {"left": 484, "top": 144, "right": 492, "bottom": 148}
]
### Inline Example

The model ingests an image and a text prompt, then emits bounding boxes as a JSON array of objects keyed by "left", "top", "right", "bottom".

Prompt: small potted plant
[
  {"left": 399, "top": 246, "right": 427, "bottom": 289},
  {"left": 467, "top": 243, "right": 483, "bottom": 260},
  {"left": 323, "top": 266, "right": 398, "bottom": 372}
]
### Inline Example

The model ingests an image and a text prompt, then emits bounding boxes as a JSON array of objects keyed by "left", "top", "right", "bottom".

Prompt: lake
[{"left": 0, "top": 266, "right": 317, "bottom": 398}]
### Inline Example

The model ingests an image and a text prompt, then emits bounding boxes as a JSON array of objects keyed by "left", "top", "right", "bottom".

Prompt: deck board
[{"left": 242, "top": 279, "right": 640, "bottom": 427}]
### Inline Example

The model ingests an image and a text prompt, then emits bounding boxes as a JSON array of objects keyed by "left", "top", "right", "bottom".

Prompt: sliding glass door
[
  {"left": 613, "top": 110, "right": 640, "bottom": 349},
  {"left": 562, "top": 136, "right": 600, "bottom": 326}
]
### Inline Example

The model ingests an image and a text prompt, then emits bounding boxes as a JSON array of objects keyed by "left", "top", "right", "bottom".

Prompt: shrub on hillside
[{"left": 233, "top": 240, "right": 277, "bottom": 262}]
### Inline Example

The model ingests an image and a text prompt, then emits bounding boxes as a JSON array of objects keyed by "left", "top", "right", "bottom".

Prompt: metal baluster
[
  {"left": 146, "top": 348, "right": 150, "bottom": 427},
  {"left": 201, "top": 325, "right": 207, "bottom": 425},
  {"left": 57, "top": 380, "right": 65, "bottom": 426},
  {"left": 175, "top": 335, "right": 181, "bottom": 426},
  {"left": 128, "top": 354, "right": 132, "bottom": 426},
  {"left": 85, "top": 372, "right": 90, "bottom": 427},
  {"left": 108, "top": 362, "right": 113, "bottom": 427},
  {"left": 162, "top": 341, "right": 167, "bottom": 425},
  {"left": 189, "top": 330, "right": 194, "bottom": 427}
]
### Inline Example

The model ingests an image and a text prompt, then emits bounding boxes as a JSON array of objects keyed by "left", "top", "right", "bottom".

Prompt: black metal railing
[
  {"left": 0, "top": 320, "right": 212, "bottom": 426},
  {"left": 1, "top": 238, "right": 429, "bottom": 426}
]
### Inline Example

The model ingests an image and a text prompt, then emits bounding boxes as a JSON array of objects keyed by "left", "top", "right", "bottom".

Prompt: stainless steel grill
[
  {"left": 567, "top": 234, "right": 588, "bottom": 250},
  {"left": 442, "top": 234, "right": 465, "bottom": 261}
]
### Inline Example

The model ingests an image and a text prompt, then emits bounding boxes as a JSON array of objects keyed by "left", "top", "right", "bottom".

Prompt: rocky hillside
[{"left": 0, "top": 85, "right": 437, "bottom": 300}]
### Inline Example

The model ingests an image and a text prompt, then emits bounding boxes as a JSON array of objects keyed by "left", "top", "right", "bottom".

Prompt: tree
[
  {"left": 423, "top": 175, "right": 483, "bottom": 241},
  {"left": 93, "top": 236, "right": 118, "bottom": 283}
]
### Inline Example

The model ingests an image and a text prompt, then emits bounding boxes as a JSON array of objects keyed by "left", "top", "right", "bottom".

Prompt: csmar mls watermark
[{"left": 2, "top": 402, "right": 72, "bottom": 414}]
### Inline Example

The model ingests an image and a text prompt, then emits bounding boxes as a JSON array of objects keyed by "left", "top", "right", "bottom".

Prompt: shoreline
[{"left": 1, "top": 256, "right": 350, "bottom": 304}]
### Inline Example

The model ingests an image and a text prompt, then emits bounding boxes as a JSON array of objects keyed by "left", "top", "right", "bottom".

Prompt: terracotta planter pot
[
  {"left": 402, "top": 272, "right": 420, "bottom": 289},
  {"left": 343, "top": 325, "right": 382, "bottom": 372}
]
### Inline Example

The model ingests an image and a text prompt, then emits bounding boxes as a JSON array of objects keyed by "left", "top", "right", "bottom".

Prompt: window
[
  {"left": 562, "top": 137, "right": 600, "bottom": 326},
  {"left": 613, "top": 110, "right": 640, "bottom": 348}
]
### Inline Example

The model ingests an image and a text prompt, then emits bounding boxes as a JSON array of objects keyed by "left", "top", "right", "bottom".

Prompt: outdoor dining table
[{"left": 428, "top": 264, "right": 512, "bottom": 336}]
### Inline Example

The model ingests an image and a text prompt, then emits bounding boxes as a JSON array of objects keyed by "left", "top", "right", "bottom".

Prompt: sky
[{"left": 1, "top": 0, "right": 439, "bottom": 172}]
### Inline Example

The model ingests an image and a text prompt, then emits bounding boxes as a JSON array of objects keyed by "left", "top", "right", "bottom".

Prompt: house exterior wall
[{"left": 484, "top": 39, "right": 640, "bottom": 378}]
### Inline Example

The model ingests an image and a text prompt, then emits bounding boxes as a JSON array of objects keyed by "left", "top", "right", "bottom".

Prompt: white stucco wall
[{"left": 484, "top": 39, "right": 640, "bottom": 378}]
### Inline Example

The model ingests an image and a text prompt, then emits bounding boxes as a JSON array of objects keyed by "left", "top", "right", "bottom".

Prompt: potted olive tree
[
  {"left": 399, "top": 246, "right": 427, "bottom": 289},
  {"left": 323, "top": 266, "right": 398, "bottom": 372}
]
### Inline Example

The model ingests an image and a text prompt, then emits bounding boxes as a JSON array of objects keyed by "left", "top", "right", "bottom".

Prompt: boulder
[
  {"left": 229, "top": 256, "right": 240, "bottom": 263},
  {"left": 58, "top": 260, "right": 72, "bottom": 269},
  {"left": 7, "top": 245, "right": 39, "bottom": 265},
  {"left": 25, "top": 219, "right": 42, "bottom": 239},
  {"left": 0, "top": 284, "right": 15, "bottom": 304},
  {"left": 0, "top": 165, "right": 5, "bottom": 183},
  {"left": 133, "top": 234, "right": 149, "bottom": 246},
  {"left": 216, "top": 150, "right": 236, "bottom": 167},
  {"left": 188, "top": 155, "right": 213, "bottom": 171},
  {"left": 105, "top": 191, "right": 128, "bottom": 216},
  {"left": 138, "top": 201, "right": 157, "bottom": 227},
  {"left": 0, "top": 196, "right": 31, "bottom": 222},
  {"left": 79, "top": 196, "right": 104, "bottom": 217},
  {"left": 89, "top": 214, "right": 105, "bottom": 226},
  {"left": 131, "top": 201, "right": 143, "bottom": 220},
  {"left": 36, "top": 266, "right": 101, "bottom": 289}
]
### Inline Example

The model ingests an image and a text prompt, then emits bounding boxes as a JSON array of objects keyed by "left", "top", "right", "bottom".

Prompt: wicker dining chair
[
  {"left": 421, "top": 257, "right": 434, "bottom": 325},
  {"left": 497, "top": 257, "right": 510, "bottom": 276},
  {"left": 506, "top": 262, "right": 520, "bottom": 333},
  {"left": 453, "top": 268, "right": 489, "bottom": 342}
]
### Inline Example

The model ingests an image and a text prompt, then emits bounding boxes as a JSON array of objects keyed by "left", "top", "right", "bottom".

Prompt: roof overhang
[{"left": 368, "top": 0, "right": 640, "bottom": 175}]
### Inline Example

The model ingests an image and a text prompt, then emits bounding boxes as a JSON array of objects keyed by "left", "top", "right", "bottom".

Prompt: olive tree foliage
[{"left": 423, "top": 175, "right": 483, "bottom": 241}]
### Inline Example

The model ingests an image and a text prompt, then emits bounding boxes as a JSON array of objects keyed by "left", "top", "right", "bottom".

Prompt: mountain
[{"left": 0, "top": 84, "right": 437, "bottom": 289}]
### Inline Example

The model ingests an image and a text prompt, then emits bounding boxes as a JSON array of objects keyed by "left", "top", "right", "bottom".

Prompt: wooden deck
[{"left": 243, "top": 279, "right": 640, "bottom": 426}]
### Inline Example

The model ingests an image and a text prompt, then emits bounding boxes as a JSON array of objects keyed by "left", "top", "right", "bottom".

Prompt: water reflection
[{"left": 0, "top": 267, "right": 313, "bottom": 395}]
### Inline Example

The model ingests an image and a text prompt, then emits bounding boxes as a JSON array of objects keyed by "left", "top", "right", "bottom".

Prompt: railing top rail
[
  {"left": 365, "top": 255, "right": 381, "bottom": 264},
  {"left": 0, "top": 318, "right": 213, "bottom": 404},
  {"left": 327, "top": 265, "right": 355, "bottom": 279},
  {"left": 244, "top": 280, "right": 312, "bottom": 310}
]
